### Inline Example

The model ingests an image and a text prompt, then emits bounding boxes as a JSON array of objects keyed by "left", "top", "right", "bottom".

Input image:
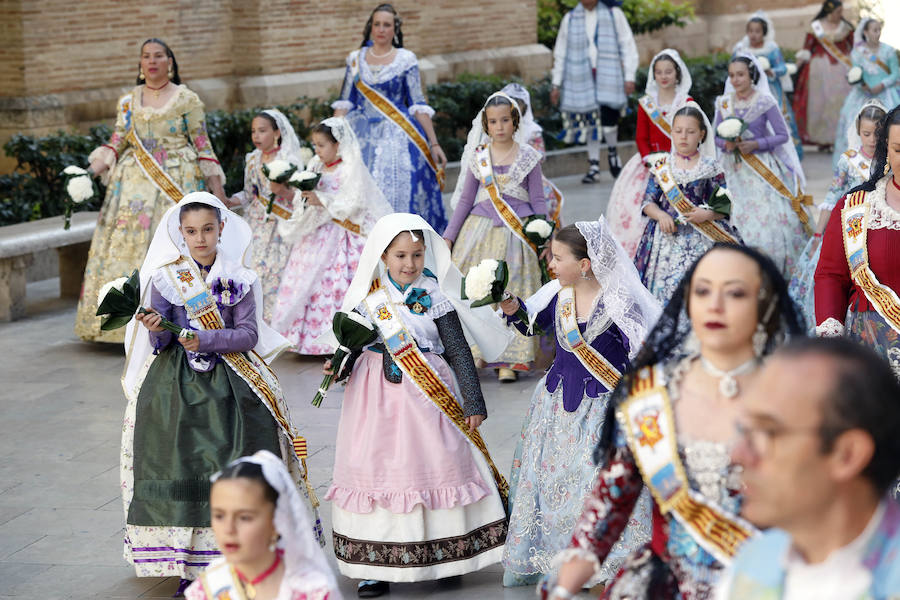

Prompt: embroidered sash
[
  {"left": 618, "top": 365, "right": 756, "bottom": 564},
  {"left": 363, "top": 280, "right": 509, "bottom": 505},
  {"left": 473, "top": 144, "right": 539, "bottom": 255},
  {"left": 845, "top": 149, "right": 872, "bottom": 181},
  {"left": 739, "top": 151, "right": 814, "bottom": 234},
  {"left": 127, "top": 128, "right": 184, "bottom": 203},
  {"left": 841, "top": 191, "right": 900, "bottom": 334},
  {"left": 353, "top": 75, "right": 444, "bottom": 190},
  {"left": 557, "top": 286, "right": 621, "bottom": 389},
  {"left": 199, "top": 561, "right": 247, "bottom": 600},
  {"left": 811, "top": 21, "right": 852, "bottom": 68},
  {"left": 162, "top": 258, "right": 318, "bottom": 506},
  {"left": 650, "top": 157, "right": 739, "bottom": 243},
  {"left": 638, "top": 95, "right": 672, "bottom": 137}
]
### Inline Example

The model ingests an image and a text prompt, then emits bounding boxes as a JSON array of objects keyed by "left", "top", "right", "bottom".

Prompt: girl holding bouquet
[
  {"left": 444, "top": 92, "right": 548, "bottom": 382},
  {"left": 606, "top": 49, "right": 693, "bottom": 259},
  {"left": 321, "top": 213, "right": 512, "bottom": 598},
  {"left": 228, "top": 109, "right": 306, "bottom": 321},
  {"left": 498, "top": 220, "right": 659, "bottom": 587},
  {"left": 269, "top": 118, "right": 392, "bottom": 355},
  {"left": 635, "top": 102, "right": 740, "bottom": 304},
  {"left": 713, "top": 54, "right": 809, "bottom": 278},
  {"left": 791, "top": 100, "right": 886, "bottom": 329},
  {"left": 122, "top": 192, "right": 320, "bottom": 593},
  {"left": 832, "top": 18, "right": 900, "bottom": 165}
]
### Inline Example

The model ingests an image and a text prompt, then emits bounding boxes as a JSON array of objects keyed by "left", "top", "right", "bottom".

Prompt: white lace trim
[
  {"left": 132, "top": 85, "right": 194, "bottom": 118},
  {"left": 866, "top": 177, "right": 900, "bottom": 231},
  {"left": 150, "top": 262, "right": 255, "bottom": 308},
  {"left": 409, "top": 103, "right": 435, "bottom": 117},
  {"left": 551, "top": 547, "right": 602, "bottom": 574},
  {"left": 356, "top": 47, "right": 419, "bottom": 84},
  {"left": 469, "top": 143, "right": 542, "bottom": 205},
  {"left": 331, "top": 99, "right": 354, "bottom": 112},
  {"left": 669, "top": 155, "right": 721, "bottom": 185},
  {"left": 717, "top": 92, "right": 776, "bottom": 128},
  {"left": 816, "top": 317, "right": 845, "bottom": 338}
]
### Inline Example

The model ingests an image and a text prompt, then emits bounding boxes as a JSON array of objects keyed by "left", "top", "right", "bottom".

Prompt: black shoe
[
  {"left": 608, "top": 149, "right": 622, "bottom": 178},
  {"left": 581, "top": 159, "right": 601, "bottom": 183},
  {"left": 358, "top": 580, "right": 390, "bottom": 598}
]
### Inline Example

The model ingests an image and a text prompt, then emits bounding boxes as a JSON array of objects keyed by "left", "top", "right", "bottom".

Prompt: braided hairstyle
[
  {"left": 851, "top": 104, "right": 900, "bottom": 193},
  {"left": 361, "top": 3, "right": 403, "bottom": 48},
  {"left": 136, "top": 38, "right": 181, "bottom": 85},
  {"left": 730, "top": 55, "right": 760, "bottom": 86}
]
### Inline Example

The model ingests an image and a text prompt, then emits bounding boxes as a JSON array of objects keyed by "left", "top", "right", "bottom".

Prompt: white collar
[{"left": 784, "top": 501, "right": 886, "bottom": 570}]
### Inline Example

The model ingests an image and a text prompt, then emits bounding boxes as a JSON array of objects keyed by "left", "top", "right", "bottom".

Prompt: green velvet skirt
[{"left": 127, "top": 345, "right": 281, "bottom": 527}]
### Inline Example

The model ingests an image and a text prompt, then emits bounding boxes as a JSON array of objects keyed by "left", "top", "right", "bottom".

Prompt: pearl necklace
[
  {"left": 367, "top": 46, "right": 395, "bottom": 59},
  {"left": 699, "top": 356, "right": 758, "bottom": 398}
]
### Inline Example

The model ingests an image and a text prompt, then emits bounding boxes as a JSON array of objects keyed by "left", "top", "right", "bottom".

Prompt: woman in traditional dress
[
  {"left": 186, "top": 451, "right": 340, "bottom": 600},
  {"left": 832, "top": 18, "right": 900, "bottom": 166},
  {"left": 606, "top": 49, "right": 692, "bottom": 259},
  {"left": 121, "top": 193, "right": 320, "bottom": 594},
  {"left": 444, "top": 92, "right": 547, "bottom": 382},
  {"left": 320, "top": 213, "right": 512, "bottom": 598},
  {"left": 792, "top": 0, "right": 854, "bottom": 152},
  {"left": 76, "top": 38, "right": 226, "bottom": 342},
  {"left": 228, "top": 109, "right": 305, "bottom": 321},
  {"left": 635, "top": 103, "right": 740, "bottom": 305},
  {"left": 333, "top": 3, "right": 447, "bottom": 231},
  {"left": 790, "top": 100, "right": 885, "bottom": 330},
  {"left": 270, "top": 117, "right": 392, "bottom": 355},
  {"left": 732, "top": 11, "right": 803, "bottom": 160},
  {"left": 541, "top": 243, "right": 805, "bottom": 600},
  {"left": 714, "top": 54, "right": 810, "bottom": 278},
  {"left": 499, "top": 221, "right": 660, "bottom": 587},
  {"left": 816, "top": 105, "right": 900, "bottom": 379}
]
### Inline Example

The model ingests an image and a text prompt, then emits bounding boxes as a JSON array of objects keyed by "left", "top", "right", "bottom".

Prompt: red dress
[{"left": 635, "top": 102, "right": 675, "bottom": 158}]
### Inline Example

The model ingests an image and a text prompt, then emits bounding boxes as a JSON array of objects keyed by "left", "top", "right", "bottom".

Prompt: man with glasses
[{"left": 716, "top": 337, "right": 900, "bottom": 599}]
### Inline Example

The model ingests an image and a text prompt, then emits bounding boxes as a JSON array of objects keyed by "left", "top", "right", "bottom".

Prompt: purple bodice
[{"left": 714, "top": 100, "right": 789, "bottom": 153}]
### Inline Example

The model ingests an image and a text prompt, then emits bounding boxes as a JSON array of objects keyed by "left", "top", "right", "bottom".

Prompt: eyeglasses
[{"left": 734, "top": 420, "right": 822, "bottom": 458}]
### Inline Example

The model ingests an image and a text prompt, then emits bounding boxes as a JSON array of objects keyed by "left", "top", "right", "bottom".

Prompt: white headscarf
[
  {"left": 846, "top": 98, "right": 888, "bottom": 150},
  {"left": 450, "top": 91, "right": 528, "bottom": 210},
  {"left": 263, "top": 108, "right": 305, "bottom": 169},
  {"left": 500, "top": 83, "right": 542, "bottom": 147},
  {"left": 319, "top": 212, "right": 513, "bottom": 361},
  {"left": 645, "top": 48, "right": 693, "bottom": 107},
  {"left": 122, "top": 192, "right": 290, "bottom": 399},
  {"left": 212, "top": 451, "right": 342, "bottom": 598},
  {"left": 855, "top": 17, "right": 880, "bottom": 47},
  {"left": 733, "top": 11, "right": 794, "bottom": 93},
  {"left": 672, "top": 100, "right": 717, "bottom": 159}
]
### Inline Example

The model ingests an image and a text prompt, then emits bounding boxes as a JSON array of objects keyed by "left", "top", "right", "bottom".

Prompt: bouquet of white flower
[
  {"left": 461, "top": 259, "right": 538, "bottom": 333},
  {"left": 847, "top": 66, "right": 863, "bottom": 85},
  {"left": 756, "top": 56, "right": 771, "bottom": 72},
  {"left": 716, "top": 117, "right": 748, "bottom": 164},
  {"left": 786, "top": 63, "right": 798, "bottom": 76},
  {"left": 288, "top": 170, "right": 322, "bottom": 198},
  {"left": 299, "top": 146, "right": 314, "bottom": 166},
  {"left": 795, "top": 49, "right": 811, "bottom": 64},
  {"left": 312, "top": 311, "right": 378, "bottom": 407},
  {"left": 522, "top": 215, "right": 555, "bottom": 284},
  {"left": 261, "top": 159, "right": 298, "bottom": 214},
  {"left": 95, "top": 269, "right": 193, "bottom": 338},
  {"left": 61, "top": 166, "right": 96, "bottom": 230}
]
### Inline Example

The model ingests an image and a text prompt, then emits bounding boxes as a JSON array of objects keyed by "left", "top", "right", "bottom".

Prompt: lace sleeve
[
  {"left": 332, "top": 52, "right": 357, "bottom": 112},
  {"left": 435, "top": 310, "right": 486, "bottom": 418},
  {"left": 404, "top": 63, "right": 434, "bottom": 117}
]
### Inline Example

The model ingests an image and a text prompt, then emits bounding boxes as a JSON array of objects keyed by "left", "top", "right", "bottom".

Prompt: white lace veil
[
  {"left": 672, "top": 100, "right": 717, "bottom": 160},
  {"left": 724, "top": 52, "right": 806, "bottom": 189},
  {"left": 320, "top": 116, "right": 392, "bottom": 218},
  {"left": 846, "top": 98, "right": 887, "bottom": 150},
  {"left": 576, "top": 218, "right": 662, "bottom": 359},
  {"left": 264, "top": 109, "right": 305, "bottom": 169},
  {"left": 645, "top": 48, "right": 693, "bottom": 106},
  {"left": 450, "top": 91, "right": 528, "bottom": 210},
  {"left": 212, "top": 451, "right": 341, "bottom": 598},
  {"left": 855, "top": 17, "right": 879, "bottom": 46},
  {"left": 500, "top": 83, "right": 542, "bottom": 147},
  {"left": 122, "top": 192, "right": 291, "bottom": 400}
]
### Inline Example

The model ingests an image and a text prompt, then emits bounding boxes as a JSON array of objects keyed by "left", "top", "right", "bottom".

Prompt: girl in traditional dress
[
  {"left": 792, "top": 0, "right": 854, "bottom": 151},
  {"left": 607, "top": 49, "right": 693, "bottom": 259},
  {"left": 832, "top": 18, "right": 900, "bottom": 165},
  {"left": 76, "top": 38, "right": 226, "bottom": 343},
  {"left": 816, "top": 105, "right": 900, "bottom": 378},
  {"left": 732, "top": 11, "right": 803, "bottom": 160},
  {"left": 635, "top": 103, "right": 739, "bottom": 305},
  {"left": 444, "top": 92, "right": 547, "bottom": 382},
  {"left": 321, "top": 213, "right": 512, "bottom": 598},
  {"left": 186, "top": 451, "right": 340, "bottom": 600},
  {"left": 333, "top": 3, "right": 447, "bottom": 231},
  {"left": 228, "top": 109, "right": 305, "bottom": 322},
  {"left": 541, "top": 244, "right": 805, "bottom": 600},
  {"left": 714, "top": 54, "right": 810, "bottom": 278},
  {"left": 122, "top": 193, "right": 320, "bottom": 594},
  {"left": 269, "top": 118, "right": 392, "bottom": 355},
  {"left": 499, "top": 220, "right": 660, "bottom": 587},
  {"left": 790, "top": 100, "right": 885, "bottom": 329}
]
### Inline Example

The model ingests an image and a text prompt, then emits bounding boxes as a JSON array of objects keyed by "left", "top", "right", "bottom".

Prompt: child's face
[
  {"left": 865, "top": 20, "right": 882, "bottom": 44},
  {"left": 728, "top": 61, "right": 753, "bottom": 95},
  {"left": 859, "top": 118, "right": 879, "bottom": 156},
  {"left": 747, "top": 21, "right": 765, "bottom": 46},
  {"left": 653, "top": 58, "right": 678, "bottom": 91},
  {"left": 548, "top": 239, "right": 587, "bottom": 287},
  {"left": 485, "top": 104, "right": 516, "bottom": 144},
  {"left": 210, "top": 478, "right": 277, "bottom": 567},
  {"left": 251, "top": 117, "right": 278, "bottom": 153},
  {"left": 179, "top": 208, "right": 223, "bottom": 264},
  {"left": 672, "top": 115, "right": 704, "bottom": 156},
  {"left": 381, "top": 232, "right": 426, "bottom": 287},
  {"left": 311, "top": 132, "right": 339, "bottom": 165}
]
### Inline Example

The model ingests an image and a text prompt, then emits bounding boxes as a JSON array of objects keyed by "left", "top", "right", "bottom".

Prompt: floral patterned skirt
[
  {"left": 788, "top": 235, "right": 822, "bottom": 332},
  {"left": 847, "top": 309, "right": 900, "bottom": 379},
  {"left": 244, "top": 198, "right": 296, "bottom": 323},
  {"left": 606, "top": 154, "right": 650, "bottom": 259},
  {"left": 634, "top": 221, "right": 716, "bottom": 306}
]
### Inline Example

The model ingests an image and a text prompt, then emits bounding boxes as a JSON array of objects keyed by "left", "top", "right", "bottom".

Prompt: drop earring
[
  {"left": 581, "top": 270, "right": 591, "bottom": 280},
  {"left": 268, "top": 536, "right": 278, "bottom": 552},
  {"left": 752, "top": 323, "right": 768, "bottom": 357},
  {"left": 167, "top": 65, "right": 174, "bottom": 80},
  {"left": 139, "top": 68, "right": 145, "bottom": 81}
]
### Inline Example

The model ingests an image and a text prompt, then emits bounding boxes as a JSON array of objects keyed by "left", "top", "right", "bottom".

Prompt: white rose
[
  {"left": 756, "top": 56, "right": 771, "bottom": 72},
  {"left": 795, "top": 49, "right": 811, "bottom": 63},
  {"left": 265, "top": 159, "right": 294, "bottom": 180},
  {"left": 97, "top": 276, "right": 129, "bottom": 306},
  {"left": 63, "top": 165, "right": 88, "bottom": 175},
  {"left": 299, "top": 147, "right": 314, "bottom": 165},
  {"left": 716, "top": 118, "right": 744, "bottom": 140},
  {"left": 847, "top": 66, "right": 863, "bottom": 84},
  {"left": 291, "top": 171, "right": 318, "bottom": 182},
  {"left": 525, "top": 218, "right": 553, "bottom": 239},
  {"left": 464, "top": 259, "right": 499, "bottom": 300},
  {"left": 66, "top": 175, "right": 94, "bottom": 203},
  {"left": 786, "top": 63, "right": 798, "bottom": 76},
  {"left": 344, "top": 310, "right": 374, "bottom": 331},
  {"left": 715, "top": 187, "right": 733, "bottom": 201}
]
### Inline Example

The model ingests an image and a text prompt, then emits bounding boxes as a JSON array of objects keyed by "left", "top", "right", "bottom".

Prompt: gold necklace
[{"left": 145, "top": 81, "right": 170, "bottom": 99}]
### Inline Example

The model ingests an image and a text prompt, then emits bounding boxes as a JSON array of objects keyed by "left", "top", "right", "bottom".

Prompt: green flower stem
[
  {"left": 312, "top": 348, "right": 348, "bottom": 407},
  {"left": 137, "top": 308, "right": 195, "bottom": 339}
]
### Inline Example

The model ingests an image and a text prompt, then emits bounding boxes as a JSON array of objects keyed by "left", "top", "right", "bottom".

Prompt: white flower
[
  {"left": 795, "top": 49, "right": 811, "bottom": 63},
  {"left": 97, "top": 276, "right": 128, "bottom": 306},
  {"left": 66, "top": 175, "right": 94, "bottom": 203},
  {"left": 525, "top": 218, "right": 553, "bottom": 239},
  {"left": 264, "top": 159, "right": 294, "bottom": 180},
  {"left": 63, "top": 165, "right": 88, "bottom": 175},
  {"left": 290, "top": 170, "right": 318, "bottom": 183},
  {"left": 464, "top": 259, "right": 499, "bottom": 301},
  {"left": 299, "top": 147, "right": 314, "bottom": 165},
  {"left": 344, "top": 310, "right": 375, "bottom": 331},
  {"left": 644, "top": 152, "right": 668, "bottom": 167},
  {"left": 715, "top": 187, "right": 733, "bottom": 201},
  {"left": 786, "top": 62, "right": 798, "bottom": 76},
  {"left": 847, "top": 66, "right": 863, "bottom": 84},
  {"left": 756, "top": 56, "right": 771, "bottom": 72},
  {"left": 716, "top": 118, "right": 744, "bottom": 140}
]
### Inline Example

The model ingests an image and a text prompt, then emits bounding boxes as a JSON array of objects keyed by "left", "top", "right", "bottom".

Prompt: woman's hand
[
  {"left": 765, "top": 68, "right": 775, "bottom": 80},
  {"left": 301, "top": 190, "right": 322, "bottom": 206},
  {"left": 736, "top": 140, "right": 759, "bottom": 154},
  {"left": 465, "top": 414, "right": 484, "bottom": 433},
  {"left": 323, "top": 359, "right": 334, "bottom": 375},
  {"left": 656, "top": 213, "right": 677, "bottom": 234},
  {"left": 430, "top": 144, "right": 448, "bottom": 170},
  {"left": 499, "top": 295, "right": 520, "bottom": 316},
  {"left": 624, "top": 81, "right": 635, "bottom": 95},
  {"left": 269, "top": 181, "right": 293, "bottom": 199},
  {"left": 724, "top": 140, "right": 737, "bottom": 153},
  {"left": 224, "top": 195, "right": 243, "bottom": 208},
  {"left": 684, "top": 207, "right": 716, "bottom": 224},
  {"left": 550, "top": 87, "right": 560, "bottom": 106},
  {"left": 333, "top": 108, "right": 349, "bottom": 118},
  {"left": 88, "top": 159, "right": 108, "bottom": 178},
  {"left": 179, "top": 334, "right": 200, "bottom": 352},
  {"left": 540, "top": 246, "right": 552, "bottom": 262},
  {"left": 135, "top": 310, "right": 163, "bottom": 332}
]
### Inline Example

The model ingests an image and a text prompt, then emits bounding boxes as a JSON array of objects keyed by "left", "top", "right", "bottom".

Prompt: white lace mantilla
[
  {"left": 669, "top": 155, "right": 721, "bottom": 185},
  {"left": 816, "top": 316, "right": 845, "bottom": 337},
  {"left": 355, "top": 47, "right": 419, "bottom": 85},
  {"left": 866, "top": 177, "right": 900, "bottom": 231},
  {"left": 471, "top": 144, "right": 542, "bottom": 205},
  {"left": 717, "top": 91, "right": 777, "bottom": 129}
]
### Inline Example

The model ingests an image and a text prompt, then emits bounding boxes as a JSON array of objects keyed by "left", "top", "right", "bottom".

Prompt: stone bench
[{"left": 0, "top": 212, "right": 97, "bottom": 321}]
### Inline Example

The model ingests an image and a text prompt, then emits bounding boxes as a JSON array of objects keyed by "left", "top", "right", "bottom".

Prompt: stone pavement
[{"left": 0, "top": 151, "right": 832, "bottom": 599}]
